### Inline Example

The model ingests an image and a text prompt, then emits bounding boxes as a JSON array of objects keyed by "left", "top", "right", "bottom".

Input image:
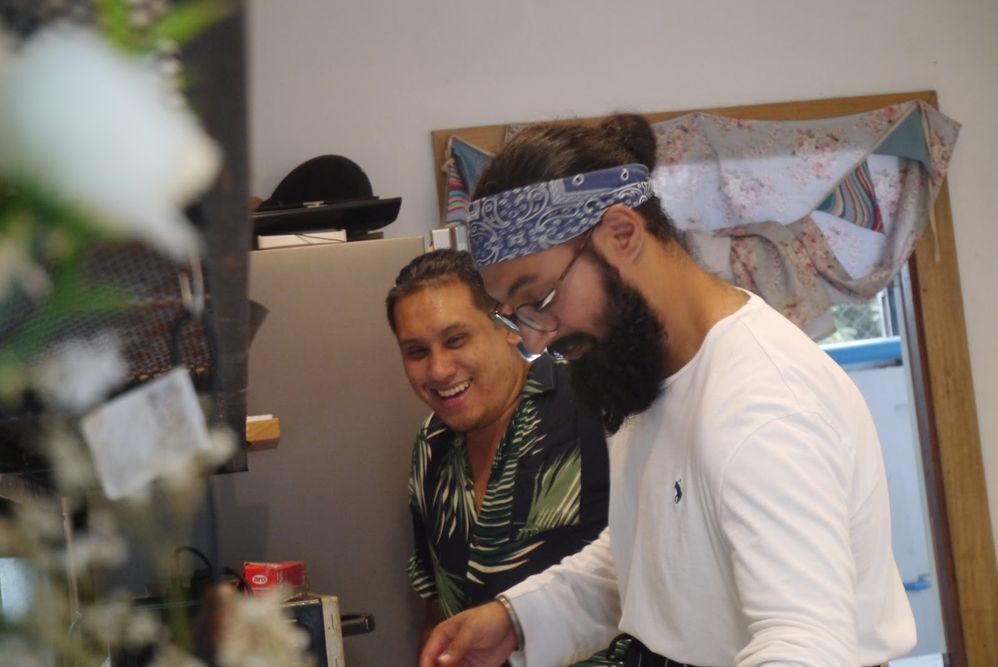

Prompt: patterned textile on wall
[
  {"left": 439, "top": 101, "right": 959, "bottom": 339},
  {"left": 444, "top": 151, "right": 470, "bottom": 225},
  {"left": 442, "top": 136, "right": 493, "bottom": 225},
  {"left": 653, "top": 101, "right": 960, "bottom": 338}
]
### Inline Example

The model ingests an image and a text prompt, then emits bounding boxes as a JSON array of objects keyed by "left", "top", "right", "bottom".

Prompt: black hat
[{"left": 253, "top": 155, "right": 401, "bottom": 238}]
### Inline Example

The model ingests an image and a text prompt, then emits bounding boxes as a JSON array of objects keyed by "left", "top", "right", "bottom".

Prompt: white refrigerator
[{"left": 212, "top": 236, "right": 429, "bottom": 665}]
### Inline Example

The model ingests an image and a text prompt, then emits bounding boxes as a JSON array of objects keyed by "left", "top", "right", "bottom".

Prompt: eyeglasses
[{"left": 490, "top": 228, "right": 596, "bottom": 361}]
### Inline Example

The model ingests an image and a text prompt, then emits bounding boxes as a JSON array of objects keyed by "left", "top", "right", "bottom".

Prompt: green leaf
[
  {"left": 94, "top": 0, "right": 143, "bottom": 53},
  {"left": 432, "top": 440, "right": 475, "bottom": 542},
  {"left": 428, "top": 547, "right": 465, "bottom": 618},
  {"left": 5, "top": 178, "right": 113, "bottom": 247},
  {"left": 1, "top": 254, "right": 131, "bottom": 368},
  {"left": 0, "top": 352, "right": 28, "bottom": 405},
  {"left": 521, "top": 448, "right": 582, "bottom": 538},
  {"left": 144, "top": 0, "right": 232, "bottom": 49},
  {"left": 95, "top": 0, "right": 231, "bottom": 55}
]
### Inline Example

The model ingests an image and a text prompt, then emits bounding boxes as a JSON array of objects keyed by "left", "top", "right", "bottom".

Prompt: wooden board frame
[{"left": 431, "top": 91, "right": 998, "bottom": 666}]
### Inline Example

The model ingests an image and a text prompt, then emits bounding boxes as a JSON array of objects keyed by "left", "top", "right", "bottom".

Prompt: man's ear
[{"left": 594, "top": 204, "right": 646, "bottom": 266}]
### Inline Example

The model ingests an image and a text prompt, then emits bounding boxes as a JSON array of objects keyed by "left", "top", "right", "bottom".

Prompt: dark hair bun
[{"left": 599, "top": 114, "right": 657, "bottom": 171}]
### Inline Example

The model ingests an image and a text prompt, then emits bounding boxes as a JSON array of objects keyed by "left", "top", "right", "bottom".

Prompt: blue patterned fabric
[
  {"left": 450, "top": 136, "right": 493, "bottom": 195},
  {"left": 468, "top": 164, "right": 655, "bottom": 266}
]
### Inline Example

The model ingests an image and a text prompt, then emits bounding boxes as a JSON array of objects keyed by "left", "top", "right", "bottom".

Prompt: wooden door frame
[{"left": 431, "top": 91, "right": 998, "bottom": 665}]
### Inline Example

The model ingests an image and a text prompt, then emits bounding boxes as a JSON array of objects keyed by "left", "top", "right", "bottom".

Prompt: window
[{"left": 819, "top": 284, "right": 899, "bottom": 346}]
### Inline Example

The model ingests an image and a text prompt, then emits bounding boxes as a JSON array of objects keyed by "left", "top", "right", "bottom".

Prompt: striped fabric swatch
[
  {"left": 817, "top": 160, "right": 884, "bottom": 233},
  {"left": 444, "top": 157, "right": 469, "bottom": 224}
]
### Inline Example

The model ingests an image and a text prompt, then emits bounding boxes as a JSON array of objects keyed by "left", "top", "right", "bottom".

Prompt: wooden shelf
[{"left": 246, "top": 416, "right": 280, "bottom": 449}]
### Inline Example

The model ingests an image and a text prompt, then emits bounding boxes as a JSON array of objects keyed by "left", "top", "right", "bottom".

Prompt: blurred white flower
[
  {"left": 80, "top": 592, "right": 161, "bottom": 648},
  {"left": 0, "top": 25, "right": 221, "bottom": 260},
  {"left": 123, "top": 607, "right": 164, "bottom": 648},
  {"left": 64, "top": 514, "right": 128, "bottom": 574},
  {"left": 81, "top": 595, "right": 132, "bottom": 645},
  {"left": 203, "top": 426, "right": 237, "bottom": 466},
  {"left": 149, "top": 645, "right": 207, "bottom": 667},
  {"left": 215, "top": 588, "right": 313, "bottom": 667},
  {"left": 159, "top": 460, "right": 206, "bottom": 513},
  {"left": 0, "top": 236, "right": 51, "bottom": 301},
  {"left": 29, "top": 334, "right": 127, "bottom": 413},
  {"left": 14, "top": 499, "right": 64, "bottom": 542},
  {"left": 41, "top": 426, "right": 97, "bottom": 495},
  {"left": 0, "top": 636, "right": 48, "bottom": 667},
  {"left": 120, "top": 483, "right": 154, "bottom": 508}
]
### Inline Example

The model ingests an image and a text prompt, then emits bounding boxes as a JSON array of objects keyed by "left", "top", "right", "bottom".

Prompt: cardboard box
[{"left": 429, "top": 223, "right": 469, "bottom": 252}]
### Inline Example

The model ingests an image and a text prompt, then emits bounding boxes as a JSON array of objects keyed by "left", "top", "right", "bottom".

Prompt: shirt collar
[{"left": 522, "top": 353, "right": 558, "bottom": 397}]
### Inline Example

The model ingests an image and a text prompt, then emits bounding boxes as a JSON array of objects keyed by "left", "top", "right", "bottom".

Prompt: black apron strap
[
  {"left": 617, "top": 633, "right": 884, "bottom": 667},
  {"left": 620, "top": 635, "right": 700, "bottom": 667}
]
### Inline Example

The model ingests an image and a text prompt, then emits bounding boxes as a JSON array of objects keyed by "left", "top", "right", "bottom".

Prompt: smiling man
[
  {"left": 387, "top": 249, "right": 625, "bottom": 665},
  {"left": 418, "top": 117, "right": 915, "bottom": 667}
]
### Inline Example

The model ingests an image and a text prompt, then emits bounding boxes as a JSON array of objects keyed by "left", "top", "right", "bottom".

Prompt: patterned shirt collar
[{"left": 522, "top": 353, "right": 559, "bottom": 397}]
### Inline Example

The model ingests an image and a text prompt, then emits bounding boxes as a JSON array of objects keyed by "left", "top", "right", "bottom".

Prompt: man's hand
[{"left": 418, "top": 601, "right": 518, "bottom": 667}]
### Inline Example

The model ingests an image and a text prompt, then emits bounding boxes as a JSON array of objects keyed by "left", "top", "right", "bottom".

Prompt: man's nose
[
  {"left": 518, "top": 327, "right": 558, "bottom": 356},
  {"left": 428, "top": 350, "right": 456, "bottom": 381}
]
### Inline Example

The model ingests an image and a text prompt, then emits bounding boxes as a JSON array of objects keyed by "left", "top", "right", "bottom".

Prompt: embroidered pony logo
[{"left": 674, "top": 479, "right": 683, "bottom": 504}]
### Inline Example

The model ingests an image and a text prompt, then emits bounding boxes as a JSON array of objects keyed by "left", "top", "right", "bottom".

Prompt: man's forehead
[
  {"left": 479, "top": 248, "right": 562, "bottom": 303},
  {"left": 404, "top": 280, "right": 477, "bottom": 311},
  {"left": 480, "top": 267, "right": 530, "bottom": 303},
  {"left": 395, "top": 281, "right": 486, "bottom": 329}
]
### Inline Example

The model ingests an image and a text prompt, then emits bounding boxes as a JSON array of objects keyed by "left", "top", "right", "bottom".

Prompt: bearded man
[{"left": 419, "top": 115, "right": 915, "bottom": 667}]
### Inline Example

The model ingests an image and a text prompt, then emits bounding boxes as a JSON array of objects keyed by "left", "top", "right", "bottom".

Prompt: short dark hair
[
  {"left": 386, "top": 249, "right": 494, "bottom": 334},
  {"left": 473, "top": 114, "right": 680, "bottom": 245}
]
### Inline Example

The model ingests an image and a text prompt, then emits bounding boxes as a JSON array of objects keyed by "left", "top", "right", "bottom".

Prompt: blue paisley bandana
[{"left": 468, "top": 163, "right": 655, "bottom": 266}]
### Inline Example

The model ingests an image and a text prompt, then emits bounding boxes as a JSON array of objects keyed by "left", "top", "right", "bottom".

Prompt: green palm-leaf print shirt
[{"left": 407, "top": 355, "right": 628, "bottom": 665}]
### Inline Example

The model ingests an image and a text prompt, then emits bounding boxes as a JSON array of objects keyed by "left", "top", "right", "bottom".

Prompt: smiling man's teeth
[{"left": 437, "top": 380, "right": 471, "bottom": 398}]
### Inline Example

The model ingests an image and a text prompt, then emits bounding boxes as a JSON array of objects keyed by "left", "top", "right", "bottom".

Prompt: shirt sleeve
[
  {"left": 504, "top": 527, "right": 621, "bottom": 667},
  {"left": 407, "top": 428, "right": 437, "bottom": 599},
  {"left": 719, "top": 412, "right": 860, "bottom": 666},
  {"left": 407, "top": 505, "right": 437, "bottom": 599}
]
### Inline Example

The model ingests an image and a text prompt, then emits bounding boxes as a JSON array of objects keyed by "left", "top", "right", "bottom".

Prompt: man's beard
[{"left": 568, "top": 252, "right": 668, "bottom": 434}]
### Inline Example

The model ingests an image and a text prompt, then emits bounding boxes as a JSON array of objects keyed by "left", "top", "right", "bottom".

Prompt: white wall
[{"left": 247, "top": 0, "right": 998, "bottom": 546}]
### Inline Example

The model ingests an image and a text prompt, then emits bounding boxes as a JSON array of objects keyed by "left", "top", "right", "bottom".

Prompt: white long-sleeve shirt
[{"left": 505, "top": 293, "right": 915, "bottom": 666}]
